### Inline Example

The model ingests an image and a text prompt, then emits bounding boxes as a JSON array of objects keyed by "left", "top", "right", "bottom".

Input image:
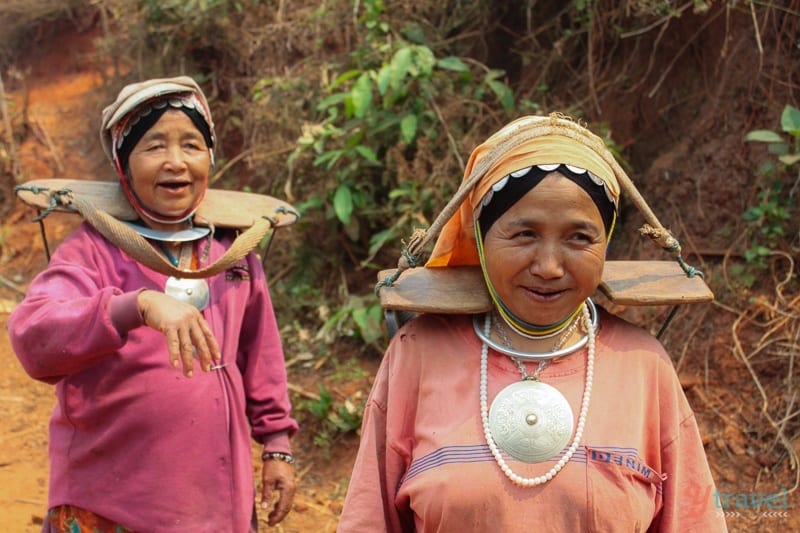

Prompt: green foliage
[
  {"left": 298, "top": 383, "right": 364, "bottom": 458},
  {"left": 744, "top": 105, "right": 800, "bottom": 166},
  {"left": 317, "top": 294, "right": 386, "bottom": 346},
  {"left": 743, "top": 105, "right": 800, "bottom": 270},
  {"left": 281, "top": 1, "right": 516, "bottom": 346},
  {"left": 742, "top": 179, "right": 792, "bottom": 269},
  {"left": 290, "top": 0, "right": 514, "bottom": 231},
  {"left": 725, "top": 262, "right": 756, "bottom": 290},
  {"left": 290, "top": 38, "right": 513, "bottom": 239}
]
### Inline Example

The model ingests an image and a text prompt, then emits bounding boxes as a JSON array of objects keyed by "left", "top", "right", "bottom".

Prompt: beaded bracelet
[{"left": 262, "top": 451, "right": 296, "bottom": 465}]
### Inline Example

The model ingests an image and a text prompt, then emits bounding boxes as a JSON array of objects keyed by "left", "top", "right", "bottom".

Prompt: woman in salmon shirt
[{"left": 339, "top": 114, "right": 727, "bottom": 532}]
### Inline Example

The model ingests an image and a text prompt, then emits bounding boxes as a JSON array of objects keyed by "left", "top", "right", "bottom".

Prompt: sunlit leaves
[
  {"left": 436, "top": 56, "right": 469, "bottom": 72},
  {"left": 333, "top": 184, "right": 353, "bottom": 224},
  {"left": 744, "top": 130, "right": 784, "bottom": 143},
  {"left": 742, "top": 105, "right": 799, "bottom": 270},
  {"left": 780, "top": 104, "right": 800, "bottom": 137},
  {"left": 349, "top": 74, "right": 373, "bottom": 119},
  {"left": 745, "top": 105, "right": 800, "bottom": 167},
  {"left": 400, "top": 114, "right": 418, "bottom": 143}
]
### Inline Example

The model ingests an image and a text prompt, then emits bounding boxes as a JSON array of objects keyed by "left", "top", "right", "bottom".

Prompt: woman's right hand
[{"left": 137, "top": 289, "right": 221, "bottom": 377}]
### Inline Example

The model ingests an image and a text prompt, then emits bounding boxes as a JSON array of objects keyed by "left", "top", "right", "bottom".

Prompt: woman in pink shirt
[
  {"left": 8, "top": 76, "right": 297, "bottom": 533},
  {"left": 340, "top": 114, "right": 728, "bottom": 532}
]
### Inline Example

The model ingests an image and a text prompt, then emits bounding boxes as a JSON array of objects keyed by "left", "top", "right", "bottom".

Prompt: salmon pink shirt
[{"left": 339, "top": 312, "right": 727, "bottom": 532}]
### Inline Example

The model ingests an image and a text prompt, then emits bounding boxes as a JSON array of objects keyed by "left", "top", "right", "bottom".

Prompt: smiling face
[
  {"left": 482, "top": 172, "right": 608, "bottom": 326},
  {"left": 126, "top": 109, "right": 210, "bottom": 231}
]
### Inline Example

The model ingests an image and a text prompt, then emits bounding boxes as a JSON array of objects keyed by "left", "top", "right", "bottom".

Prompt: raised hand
[{"left": 137, "top": 289, "right": 221, "bottom": 376}]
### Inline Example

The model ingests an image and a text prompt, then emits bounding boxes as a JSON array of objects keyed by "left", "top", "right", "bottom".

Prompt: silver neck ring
[{"left": 472, "top": 298, "right": 598, "bottom": 361}]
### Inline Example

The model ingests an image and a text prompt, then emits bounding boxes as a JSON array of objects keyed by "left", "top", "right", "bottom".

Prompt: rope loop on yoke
[
  {"left": 400, "top": 228, "right": 427, "bottom": 267},
  {"left": 676, "top": 256, "right": 703, "bottom": 279},
  {"left": 375, "top": 228, "right": 428, "bottom": 293},
  {"left": 639, "top": 223, "right": 704, "bottom": 279},
  {"left": 374, "top": 269, "right": 400, "bottom": 295},
  {"left": 374, "top": 245, "right": 421, "bottom": 295},
  {"left": 14, "top": 185, "right": 75, "bottom": 222},
  {"left": 275, "top": 205, "right": 301, "bottom": 220},
  {"left": 402, "top": 249, "right": 420, "bottom": 268}
]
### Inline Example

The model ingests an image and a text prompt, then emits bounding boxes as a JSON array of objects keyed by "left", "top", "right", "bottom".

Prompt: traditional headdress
[
  {"left": 427, "top": 114, "right": 621, "bottom": 268},
  {"left": 100, "top": 76, "right": 216, "bottom": 225},
  {"left": 427, "top": 114, "right": 623, "bottom": 335}
]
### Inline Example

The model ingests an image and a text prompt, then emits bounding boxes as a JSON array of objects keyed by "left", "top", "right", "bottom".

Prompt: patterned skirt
[
  {"left": 42, "top": 505, "right": 134, "bottom": 533},
  {"left": 41, "top": 504, "right": 260, "bottom": 532}
]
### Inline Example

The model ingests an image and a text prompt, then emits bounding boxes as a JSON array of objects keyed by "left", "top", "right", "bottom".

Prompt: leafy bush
[
  {"left": 743, "top": 105, "right": 800, "bottom": 270},
  {"left": 298, "top": 383, "right": 365, "bottom": 458},
  {"left": 289, "top": 40, "right": 514, "bottom": 260}
]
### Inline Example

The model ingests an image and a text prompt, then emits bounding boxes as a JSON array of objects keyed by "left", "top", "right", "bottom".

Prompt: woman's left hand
[{"left": 261, "top": 459, "right": 296, "bottom": 526}]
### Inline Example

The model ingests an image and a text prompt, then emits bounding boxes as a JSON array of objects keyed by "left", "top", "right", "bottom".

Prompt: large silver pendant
[
  {"left": 488, "top": 380, "right": 574, "bottom": 463},
  {"left": 165, "top": 277, "right": 210, "bottom": 311}
]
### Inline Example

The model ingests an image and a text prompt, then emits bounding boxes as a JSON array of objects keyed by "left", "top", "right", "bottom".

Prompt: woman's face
[
  {"left": 126, "top": 109, "right": 210, "bottom": 230},
  {"left": 482, "top": 172, "right": 607, "bottom": 326}
]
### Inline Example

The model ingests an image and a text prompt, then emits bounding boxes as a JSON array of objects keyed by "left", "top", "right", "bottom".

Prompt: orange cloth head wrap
[{"left": 427, "top": 114, "right": 626, "bottom": 267}]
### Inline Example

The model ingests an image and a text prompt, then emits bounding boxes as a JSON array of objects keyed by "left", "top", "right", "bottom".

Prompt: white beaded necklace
[{"left": 479, "top": 301, "right": 596, "bottom": 487}]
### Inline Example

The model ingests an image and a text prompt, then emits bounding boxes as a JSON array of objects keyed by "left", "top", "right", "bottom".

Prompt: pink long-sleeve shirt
[
  {"left": 8, "top": 222, "right": 297, "bottom": 533},
  {"left": 339, "top": 311, "right": 728, "bottom": 532}
]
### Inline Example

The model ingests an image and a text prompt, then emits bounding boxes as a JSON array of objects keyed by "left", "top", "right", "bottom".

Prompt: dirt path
[
  {"left": 0, "top": 64, "right": 102, "bottom": 532},
  {"left": 0, "top": 320, "right": 52, "bottom": 533}
]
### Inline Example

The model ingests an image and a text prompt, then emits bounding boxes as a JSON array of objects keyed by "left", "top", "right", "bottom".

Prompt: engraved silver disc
[
  {"left": 165, "top": 277, "right": 210, "bottom": 311},
  {"left": 488, "top": 380, "right": 574, "bottom": 463}
]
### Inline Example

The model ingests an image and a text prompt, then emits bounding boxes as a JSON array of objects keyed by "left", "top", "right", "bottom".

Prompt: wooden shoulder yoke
[
  {"left": 377, "top": 261, "right": 713, "bottom": 313},
  {"left": 14, "top": 178, "right": 298, "bottom": 229}
]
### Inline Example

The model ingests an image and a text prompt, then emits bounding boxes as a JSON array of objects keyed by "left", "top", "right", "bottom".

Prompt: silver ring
[{"left": 473, "top": 298, "right": 598, "bottom": 361}]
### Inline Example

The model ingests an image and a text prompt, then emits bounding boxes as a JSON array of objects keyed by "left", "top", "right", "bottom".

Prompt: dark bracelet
[{"left": 262, "top": 451, "right": 296, "bottom": 465}]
